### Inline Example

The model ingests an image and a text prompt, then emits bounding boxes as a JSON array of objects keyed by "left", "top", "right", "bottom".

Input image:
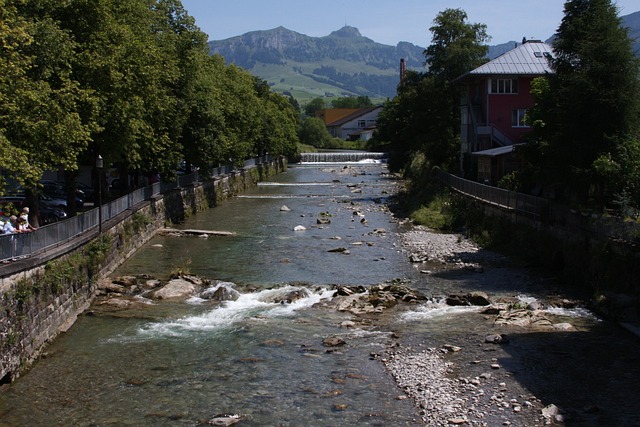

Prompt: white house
[{"left": 325, "top": 106, "right": 382, "bottom": 140}]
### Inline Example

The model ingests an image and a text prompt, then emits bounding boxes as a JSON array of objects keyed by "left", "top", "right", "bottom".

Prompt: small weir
[{"left": 299, "top": 151, "right": 387, "bottom": 163}]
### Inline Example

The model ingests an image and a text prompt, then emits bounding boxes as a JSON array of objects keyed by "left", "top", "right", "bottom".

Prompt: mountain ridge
[{"left": 208, "top": 12, "right": 639, "bottom": 103}]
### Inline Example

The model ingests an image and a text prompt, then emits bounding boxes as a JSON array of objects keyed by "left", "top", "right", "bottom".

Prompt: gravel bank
[{"left": 383, "top": 225, "right": 556, "bottom": 426}]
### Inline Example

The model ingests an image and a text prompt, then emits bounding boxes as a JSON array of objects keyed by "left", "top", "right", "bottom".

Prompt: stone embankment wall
[{"left": 0, "top": 158, "right": 286, "bottom": 385}]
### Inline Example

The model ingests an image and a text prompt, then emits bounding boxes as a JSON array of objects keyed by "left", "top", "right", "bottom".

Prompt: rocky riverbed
[
  {"left": 383, "top": 223, "right": 640, "bottom": 426},
  {"left": 93, "top": 218, "right": 640, "bottom": 427}
]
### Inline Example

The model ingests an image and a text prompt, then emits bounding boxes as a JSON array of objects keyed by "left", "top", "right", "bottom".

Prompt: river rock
[
  {"left": 153, "top": 278, "right": 197, "bottom": 300},
  {"left": 446, "top": 292, "right": 491, "bottom": 306},
  {"left": 331, "top": 283, "right": 426, "bottom": 315},
  {"left": 293, "top": 225, "right": 306, "bottom": 231},
  {"left": 495, "top": 309, "right": 554, "bottom": 329},
  {"left": 553, "top": 322, "right": 575, "bottom": 331},
  {"left": 541, "top": 404, "right": 564, "bottom": 423},
  {"left": 328, "top": 247, "right": 349, "bottom": 254},
  {"left": 323, "top": 336, "right": 346, "bottom": 347},
  {"left": 333, "top": 285, "right": 366, "bottom": 296},
  {"left": 207, "top": 413, "right": 244, "bottom": 426},
  {"left": 480, "top": 305, "right": 503, "bottom": 315},
  {"left": 279, "top": 205, "right": 291, "bottom": 211},
  {"left": 178, "top": 274, "right": 208, "bottom": 286},
  {"left": 468, "top": 291, "right": 491, "bottom": 306},
  {"left": 112, "top": 276, "right": 137, "bottom": 287},
  {"left": 201, "top": 284, "right": 240, "bottom": 301},
  {"left": 368, "top": 291, "right": 397, "bottom": 308},
  {"left": 485, "top": 334, "right": 509, "bottom": 344},
  {"left": 273, "top": 288, "right": 309, "bottom": 304},
  {"left": 99, "top": 281, "right": 128, "bottom": 295},
  {"left": 100, "top": 298, "right": 132, "bottom": 308}
]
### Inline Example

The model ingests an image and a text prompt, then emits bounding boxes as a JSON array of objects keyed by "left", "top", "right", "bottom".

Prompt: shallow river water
[{"left": 1, "top": 160, "right": 639, "bottom": 426}]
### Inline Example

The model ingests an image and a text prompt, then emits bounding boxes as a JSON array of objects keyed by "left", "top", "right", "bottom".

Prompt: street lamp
[{"left": 96, "top": 155, "right": 103, "bottom": 234}]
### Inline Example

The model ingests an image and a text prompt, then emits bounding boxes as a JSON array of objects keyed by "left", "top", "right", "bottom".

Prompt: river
[{"left": 0, "top": 157, "right": 639, "bottom": 426}]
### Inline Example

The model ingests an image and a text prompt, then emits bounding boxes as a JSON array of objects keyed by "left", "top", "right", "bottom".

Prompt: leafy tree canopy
[
  {"left": 524, "top": 0, "right": 640, "bottom": 207},
  {"left": 376, "top": 8, "right": 489, "bottom": 174},
  {"left": 1, "top": 0, "right": 301, "bottom": 205},
  {"left": 303, "top": 97, "right": 326, "bottom": 117},
  {"left": 299, "top": 117, "right": 333, "bottom": 148},
  {"left": 331, "top": 96, "right": 373, "bottom": 109}
]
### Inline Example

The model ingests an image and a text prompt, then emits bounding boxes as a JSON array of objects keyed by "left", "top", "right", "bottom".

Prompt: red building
[{"left": 455, "top": 40, "right": 554, "bottom": 184}]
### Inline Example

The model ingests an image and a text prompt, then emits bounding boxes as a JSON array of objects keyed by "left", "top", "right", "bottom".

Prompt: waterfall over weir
[{"left": 298, "top": 151, "right": 387, "bottom": 163}]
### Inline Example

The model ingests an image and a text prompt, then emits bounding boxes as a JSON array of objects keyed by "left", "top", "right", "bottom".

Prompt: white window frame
[
  {"left": 512, "top": 108, "right": 528, "bottom": 127},
  {"left": 490, "top": 78, "right": 519, "bottom": 94}
]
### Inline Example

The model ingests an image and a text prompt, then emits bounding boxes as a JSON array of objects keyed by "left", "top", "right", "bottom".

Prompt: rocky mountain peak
[{"left": 329, "top": 26, "right": 362, "bottom": 38}]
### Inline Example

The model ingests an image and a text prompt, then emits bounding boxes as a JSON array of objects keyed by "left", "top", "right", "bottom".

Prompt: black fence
[
  {"left": 1, "top": 156, "right": 273, "bottom": 262},
  {"left": 436, "top": 169, "right": 640, "bottom": 246}
]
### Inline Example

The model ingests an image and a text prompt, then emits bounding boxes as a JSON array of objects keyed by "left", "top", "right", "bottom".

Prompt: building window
[
  {"left": 358, "top": 120, "right": 366, "bottom": 128},
  {"left": 512, "top": 109, "right": 528, "bottom": 127},
  {"left": 490, "top": 78, "right": 519, "bottom": 94}
]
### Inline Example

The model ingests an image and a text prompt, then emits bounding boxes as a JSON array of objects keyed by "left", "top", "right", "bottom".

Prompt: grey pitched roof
[{"left": 458, "top": 41, "right": 554, "bottom": 80}]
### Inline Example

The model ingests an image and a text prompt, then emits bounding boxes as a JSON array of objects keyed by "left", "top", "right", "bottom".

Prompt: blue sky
[{"left": 180, "top": 0, "right": 639, "bottom": 46}]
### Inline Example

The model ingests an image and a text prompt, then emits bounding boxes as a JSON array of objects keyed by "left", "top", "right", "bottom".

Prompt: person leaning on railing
[
  {"left": 2, "top": 215, "right": 20, "bottom": 234},
  {"left": 19, "top": 207, "right": 36, "bottom": 232}
]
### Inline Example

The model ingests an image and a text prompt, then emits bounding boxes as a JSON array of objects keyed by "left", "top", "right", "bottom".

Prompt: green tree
[
  {"left": 254, "top": 79, "right": 300, "bottom": 159},
  {"left": 55, "top": 0, "right": 185, "bottom": 189},
  {"left": 0, "top": 0, "right": 42, "bottom": 192},
  {"left": 303, "top": 97, "right": 326, "bottom": 117},
  {"left": 424, "top": 8, "right": 490, "bottom": 81},
  {"left": 299, "top": 117, "right": 333, "bottom": 148},
  {"left": 0, "top": 0, "right": 94, "bottom": 216},
  {"left": 376, "top": 72, "right": 458, "bottom": 173},
  {"left": 525, "top": 0, "right": 640, "bottom": 206},
  {"left": 377, "top": 8, "right": 488, "bottom": 174},
  {"left": 330, "top": 96, "right": 373, "bottom": 109}
]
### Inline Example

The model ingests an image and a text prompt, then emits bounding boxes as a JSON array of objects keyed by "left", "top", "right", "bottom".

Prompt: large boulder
[
  {"left": 152, "top": 278, "right": 197, "bottom": 300},
  {"left": 201, "top": 284, "right": 241, "bottom": 301},
  {"left": 446, "top": 292, "right": 492, "bottom": 306}
]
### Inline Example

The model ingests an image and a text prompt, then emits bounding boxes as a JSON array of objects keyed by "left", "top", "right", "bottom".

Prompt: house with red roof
[
  {"left": 318, "top": 106, "right": 382, "bottom": 141},
  {"left": 454, "top": 40, "right": 554, "bottom": 184}
]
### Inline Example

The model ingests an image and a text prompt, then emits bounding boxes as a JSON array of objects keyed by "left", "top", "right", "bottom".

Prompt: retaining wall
[{"left": 0, "top": 158, "right": 286, "bottom": 385}]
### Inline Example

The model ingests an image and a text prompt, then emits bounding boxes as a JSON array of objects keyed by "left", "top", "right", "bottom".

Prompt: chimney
[{"left": 400, "top": 58, "right": 406, "bottom": 84}]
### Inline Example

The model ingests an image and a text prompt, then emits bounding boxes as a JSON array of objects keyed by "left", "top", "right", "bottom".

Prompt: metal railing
[
  {"left": 0, "top": 156, "right": 274, "bottom": 262},
  {"left": 436, "top": 169, "right": 549, "bottom": 221},
  {"left": 436, "top": 169, "right": 640, "bottom": 245}
]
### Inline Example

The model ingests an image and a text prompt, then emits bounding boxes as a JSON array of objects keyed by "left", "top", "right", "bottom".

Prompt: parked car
[
  {"left": 40, "top": 180, "right": 85, "bottom": 205},
  {"left": 40, "top": 205, "right": 67, "bottom": 224},
  {"left": 75, "top": 182, "right": 95, "bottom": 203},
  {"left": 39, "top": 192, "right": 69, "bottom": 209}
]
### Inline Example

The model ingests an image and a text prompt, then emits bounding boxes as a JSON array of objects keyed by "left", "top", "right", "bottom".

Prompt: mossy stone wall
[{"left": 0, "top": 158, "right": 286, "bottom": 385}]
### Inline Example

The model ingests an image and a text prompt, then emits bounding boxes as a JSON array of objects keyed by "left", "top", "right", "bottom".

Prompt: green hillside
[{"left": 208, "top": 26, "right": 425, "bottom": 104}]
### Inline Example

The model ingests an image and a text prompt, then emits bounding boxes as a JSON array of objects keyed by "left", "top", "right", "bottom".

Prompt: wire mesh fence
[{"left": 0, "top": 156, "right": 275, "bottom": 262}]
